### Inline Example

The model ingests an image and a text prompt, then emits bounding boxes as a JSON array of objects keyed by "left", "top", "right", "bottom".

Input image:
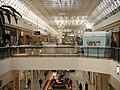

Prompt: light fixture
[
  {"left": 117, "top": 66, "right": 119, "bottom": 75},
  {"left": 62, "top": 36, "right": 64, "bottom": 38},
  {"left": 86, "top": 23, "right": 93, "bottom": 29},
  {"left": 59, "top": 13, "right": 65, "bottom": 15},
  {"left": 69, "top": 34, "right": 74, "bottom": 36},
  {"left": 21, "top": 31, "right": 24, "bottom": 36},
  {"left": 39, "top": 50, "right": 42, "bottom": 53}
]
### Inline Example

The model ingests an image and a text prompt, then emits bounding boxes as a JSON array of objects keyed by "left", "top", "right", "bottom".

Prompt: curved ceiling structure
[{"left": 0, "top": 0, "right": 120, "bottom": 36}]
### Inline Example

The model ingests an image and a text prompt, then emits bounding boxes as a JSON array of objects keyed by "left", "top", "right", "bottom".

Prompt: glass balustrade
[{"left": 0, "top": 46, "right": 120, "bottom": 63}]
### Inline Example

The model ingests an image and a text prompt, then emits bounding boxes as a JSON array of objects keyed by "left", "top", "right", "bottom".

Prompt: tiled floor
[
  {"left": 70, "top": 71, "right": 95, "bottom": 90},
  {"left": 26, "top": 70, "right": 95, "bottom": 90},
  {"left": 31, "top": 70, "right": 53, "bottom": 90}
]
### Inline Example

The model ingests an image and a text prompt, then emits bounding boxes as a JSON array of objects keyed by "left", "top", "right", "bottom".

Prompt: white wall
[
  {"left": 109, "top": 76, "right": 120, "bottom": 90},
  {"left": 4, "top": 15, "right": 57, "bottom": 36},
  {"left": 11, "top": 57, "right": 111, "bottom": 74},
  {"left": 0, "top": 71, "right": 13, "bottom": 88},
  {"left": 1, "top": 57, "right": 120, "bottom": 85},
  {"left": 0, "top": 58, "right": 12, "bottom": 76},
  {"left": 0, "top": 59, "right": 13, "bottom": 88},
  {"left": 110, "top": 61, "right": 120, "bottom": 82},
  {"left": 4, "top": 15, "right": 36, "bottom": 31},
  {"left": 11, "top": 57, "right": 120, "bottom": 83}
]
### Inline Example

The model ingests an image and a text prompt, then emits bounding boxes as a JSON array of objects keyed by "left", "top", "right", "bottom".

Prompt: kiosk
[{"left": 83, "top": 32, "right": 111, "bottom": 57}]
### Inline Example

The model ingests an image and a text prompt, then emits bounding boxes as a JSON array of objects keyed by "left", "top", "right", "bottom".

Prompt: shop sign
[{"left": 5, "top": 30, "right": 10, "bottom": 34}]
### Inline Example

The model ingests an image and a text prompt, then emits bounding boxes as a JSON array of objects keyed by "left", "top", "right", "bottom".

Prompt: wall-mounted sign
[{"left": 34, "top": 31, "right": 40, "bottom": 35}]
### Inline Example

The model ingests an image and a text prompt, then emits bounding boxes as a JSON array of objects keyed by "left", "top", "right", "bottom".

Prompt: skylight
[{"left": 0, "top": 0, "right": 58, "bottom": 35}]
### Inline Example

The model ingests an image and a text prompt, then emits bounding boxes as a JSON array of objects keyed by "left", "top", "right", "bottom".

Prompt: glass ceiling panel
[
  {"left": 53, "top": 16, "right": 87, "bottom": 28},
  {"left": 117, "top": 0, "right": 120, "bottom": 5},
  {"left": 0, "top": 0, "right": 58, "bottom": 35},
  {"left": 88, "top": 0, "right": 120, "bottom": 26}
]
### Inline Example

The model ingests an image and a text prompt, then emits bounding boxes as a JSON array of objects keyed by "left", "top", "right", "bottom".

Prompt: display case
[{"left": 83, "top": 32, "right": 111, "bottom": 57}]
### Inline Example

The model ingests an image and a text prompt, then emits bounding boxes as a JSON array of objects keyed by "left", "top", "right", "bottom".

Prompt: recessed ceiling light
[{"left": 59, "top": 13, "right": 65, "bottom": 15}]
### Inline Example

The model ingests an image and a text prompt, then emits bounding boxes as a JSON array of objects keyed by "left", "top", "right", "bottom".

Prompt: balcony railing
[{"left": 0, "top": 45, "right": 119, "bottom": 63}]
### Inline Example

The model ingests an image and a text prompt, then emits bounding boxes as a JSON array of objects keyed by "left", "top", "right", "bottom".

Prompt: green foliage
[{"left": 0, "top": 5, "right": 22, "bottom": 31}]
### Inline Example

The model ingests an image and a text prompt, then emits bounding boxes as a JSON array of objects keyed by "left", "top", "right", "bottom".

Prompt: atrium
[{"left": 0, "top": 0, "right": 120, "bottom": 90}]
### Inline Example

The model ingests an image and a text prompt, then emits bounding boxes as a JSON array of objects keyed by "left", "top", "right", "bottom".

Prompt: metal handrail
[{"left": 0, "top": 46, "right": 119, "bottom": 63}]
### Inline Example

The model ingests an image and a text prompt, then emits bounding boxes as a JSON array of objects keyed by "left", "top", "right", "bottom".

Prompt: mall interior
[{"left": 0, "top": 0, "right": 120, "bottom": 90}]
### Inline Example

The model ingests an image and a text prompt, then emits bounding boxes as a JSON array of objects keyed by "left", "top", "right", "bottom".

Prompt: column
[
  {"left": 91, "top": 72, "right": 94, "bottom": 85},
  {"left": 118, "top": 27, "right": 120, "bottom": 47},
  {"left": 25, "top": 71, "right": 28, "bottom": 89},
  {"left": 16, "top": 30, "right": 19, "bottom": 53},
  {"left": 31, "top": 70, "right": 33, "bottom": 90},
  {"left": 16, "top": 29, "right": 19, "bottom": 44},
  {"left": 24, "top": 35, "right": 25, "bottom": 45},
  {"left": 13, "top": 70, "right": 20, "bottom": 90}
]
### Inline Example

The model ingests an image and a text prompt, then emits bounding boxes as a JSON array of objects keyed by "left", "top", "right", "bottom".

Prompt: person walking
[
  {"left": 39, "top": 78, "right": 43, "bottom": 88},
  {"left": 68, "top": 79, "right": 72, "bottom": 88},
  {"left": 85, "top": 82, "right": 88, "bottom": 90},
  {"left": 27, "top": 79, "right": 31, "bottom": 90},
  {"left": 44, "top": 72, "right": 47, "bottom": 79},
  {"left": 79, "top": 83, "right": 82, "bottom": 90}
]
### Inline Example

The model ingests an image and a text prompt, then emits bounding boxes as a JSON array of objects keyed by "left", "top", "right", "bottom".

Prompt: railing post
[
  {"left": 118, "top": 49, "right": 119, "bottom": 63},
  {"left": 111, "top": 48, "right": 114, "bottom": 59},
  {"left": 6, "top": 47, "right": 9, "bottom": 57},
  {"left": 2, "top": 48, "right": 4, "bottom": 59},
  {"left": 97, "top": 47, "right": 99, "bottom": 58},
  {"left": 87, "top": 47, "right": 89, "bottom": 58},
  {"left": 114, "top": 48, "right": 116, "bottom": 60}
]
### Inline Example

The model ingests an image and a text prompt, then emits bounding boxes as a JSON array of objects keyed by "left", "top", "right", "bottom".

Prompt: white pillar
[
  {"left": 25, "top": 71, "right": 28, "bottom": 88},
  {"left": 16, "top": 29, "right": 19, "bottom": 44},
  {"left": 16, "top": 30, "right": 19, "bottom": 53},
  {"left": 91, "top": 72, "right": 93, "bottom": 85},
  {"left": 31, "top": 70, "right": 33, "bottom": 90}
]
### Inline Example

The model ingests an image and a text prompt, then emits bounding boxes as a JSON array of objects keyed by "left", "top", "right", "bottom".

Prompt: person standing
[
  {"left": 111, "top": 39, "right": 117, "bottom": 47},
  {"left": 111, "top": 38, "right": 117, "bottom": 59},
  {"left": 27, "top": 79, "right": 31, "bottom": 86},
  {"left": 79, "top": 83, "right": 82, "bottom": 90},
  {"left": 85, "top": 82, "right": 88, "bottom": 90},
  {"left": 39, "top": 78, "right": 43, "bottom": 88},
  {"left": 27, "top": 79, "right": 31, "bottom": 90}
]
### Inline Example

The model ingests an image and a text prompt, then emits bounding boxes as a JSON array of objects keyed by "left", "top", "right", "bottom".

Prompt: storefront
[
  {"left": 2, "top": 81, "right": 13, "bottom": 90},
  {"left": 20, "top": 70, "right": 32, "bottom": 90},
  {"left": 0, "top": 27, "right": 17, "bottom": 46},
  {"left": 83, "top": 32, "right": 111, "bottom": 57}
]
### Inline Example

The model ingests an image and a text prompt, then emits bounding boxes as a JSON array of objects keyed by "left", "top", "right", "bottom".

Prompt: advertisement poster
[{"left": 87, "top": 41, "right": 101, "bottom": 46}]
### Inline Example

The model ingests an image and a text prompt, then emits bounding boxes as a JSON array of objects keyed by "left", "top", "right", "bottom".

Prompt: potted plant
[{"left": 0, "top": 5, "right": 22, "bottom": 46}]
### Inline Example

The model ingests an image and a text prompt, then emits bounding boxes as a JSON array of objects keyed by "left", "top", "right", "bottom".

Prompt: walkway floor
[{"left": 26, "top": 70, "right": 95, "bottom": 90}]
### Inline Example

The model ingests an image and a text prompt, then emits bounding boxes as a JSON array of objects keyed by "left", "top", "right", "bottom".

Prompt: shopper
[
  {"left": 27, "top": 79, "right": 31, "bottom": 89},
  {"left": 111, "top": 39, "right": 117, "bottom": 47},
  {"left": 85, "top": 82, "right": 88, "bottom": 90},
  {"left": 44, "top": 72, "right": 48, "bottom": 79},
  {"left": 39, "top": 78, "right": 43, "bottom": 88},
  {"left": 68, "top": 79, "right": 72, "bottom": 88},
  {"left": 79, "top": 83, "right": 82, "bottom": 90}
]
